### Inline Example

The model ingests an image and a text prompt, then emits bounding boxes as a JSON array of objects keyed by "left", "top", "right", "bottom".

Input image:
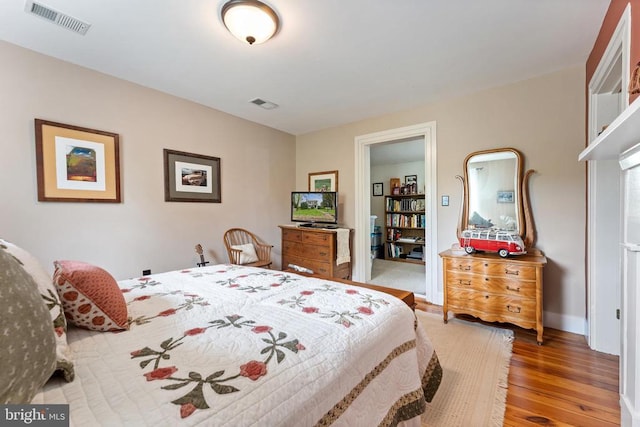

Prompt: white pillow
[{"left": 231, "top": 243, "right": 259, "bottom": 264}]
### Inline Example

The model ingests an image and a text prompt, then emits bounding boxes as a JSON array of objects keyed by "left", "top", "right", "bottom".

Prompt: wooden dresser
[
  {"left": 440, "top": 249, "right": 547, "bottom": 344},
  {"left": 279, "top": 225, "right": 353, "bottom": 280}
]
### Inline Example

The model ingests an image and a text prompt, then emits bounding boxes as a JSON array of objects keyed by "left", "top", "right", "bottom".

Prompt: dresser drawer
[
  {"left": 446, "top": 272, "right": 536, "bottom": 298},
  {"left": 283, "top": 254, "right": 332, "bottom": 277},
  {"left": 444, "top": 258, "right": 484, "bottom": 274},
  {"left": 282, "top": 228, "right": 302, "bottom": 242},
  {"left": 282, "top": 240, "right": 303, "bottom": 255},
  {"left": 302, "top": 244, "right": 332, "bottom": 262},
  {"left": 447, "top": 289, "right": 536, "bottom": 327},
  {"left": 282, "top": 254, "right": 305, "bottom": 271},
  {"left": 445, "top": 258, "right": 537, "bottom": 280},
  {"left": 302, "top": 231, "right": 332, "bottom": 246},
  {"left": 307, "top": 260, "right": 332, "bottom": 277},
  {"left": 484, "top": 263, "right": 537, "bottom": 280}
]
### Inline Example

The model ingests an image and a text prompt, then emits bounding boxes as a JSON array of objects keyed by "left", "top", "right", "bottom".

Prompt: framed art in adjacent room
[
  {"left": 34, "top": 119, "right": 121, "bottom": 203},
  {"left": 497, "top": 190, "right": 514, "bottom": 203},
  {"left": 405, "top": 175, "right": 417, "bottom": 186},
  {"left": 164, "top": 149, "right": 221, "bottom": 203},
  {"left": 308, "top": 170, "right": 338, "bottom": 192},
  {"left": 373, "top": 182, "right": 383, "bottom": 196}
]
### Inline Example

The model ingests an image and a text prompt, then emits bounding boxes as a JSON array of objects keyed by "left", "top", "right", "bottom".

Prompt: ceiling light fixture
[{"left": 221, "top": 0, "right": 279, "bottom": 45}]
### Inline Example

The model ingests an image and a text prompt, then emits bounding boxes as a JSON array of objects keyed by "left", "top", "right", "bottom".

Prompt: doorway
[
  {"left": 353, "top": 122, "right": 438, "bottom": 303},
  {"left": 369, "top": 138, "right": 425, "bottom": 295}
]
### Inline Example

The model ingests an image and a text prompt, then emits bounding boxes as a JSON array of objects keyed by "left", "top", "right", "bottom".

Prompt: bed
[{"left": 3, "top": 243, "right": 441, "bottom": 426}]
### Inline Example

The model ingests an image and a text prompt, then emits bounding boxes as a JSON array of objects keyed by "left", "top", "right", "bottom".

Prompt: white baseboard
[
  {"left": 543, "top": 311, "right": 586, "bottom": 335},
  {"left": 621, "top": 394, "right": 639, "bottom": 427}
]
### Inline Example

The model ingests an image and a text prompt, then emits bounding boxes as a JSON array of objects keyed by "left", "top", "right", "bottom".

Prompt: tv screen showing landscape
[{"left": 291, "top": 191, "right": 338, "bottom": 224}]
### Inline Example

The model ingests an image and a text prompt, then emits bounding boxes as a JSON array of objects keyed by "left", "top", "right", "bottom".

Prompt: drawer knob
[
  {"left": 458, "top": 265, "right": 471, "bottom": 271},
  {"left": 485, "top": 295, "right": 489, "bottom": 299},
  {"left": 458, "top": 279, "right": 471, "bottom": 286},
  {"left": 319, "top": 252, "right": 328, "bottom": 256},
  {"left": 505, "top": 269, "right": 519, "bottom": 276},
  {"left": 506, "top": 285, "right": 520, "bottom": 292},
  {"left": 506, "top": 305, "right": 521, "bottom": 313}
]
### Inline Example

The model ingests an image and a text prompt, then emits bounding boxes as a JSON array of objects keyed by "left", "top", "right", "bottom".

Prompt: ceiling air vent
[
  {"left": 25, "top": 1, "right": 91, "bottom": 35},
  {"left": 250, "top": 98, "right": 279, "bottom": 110}
]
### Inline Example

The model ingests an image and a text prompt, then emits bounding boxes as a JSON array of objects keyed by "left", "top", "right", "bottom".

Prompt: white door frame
[
  {"left": 586, "top": 4, "right": 630, "bottom": 353},
  {"left": 353, "top": 122, "right": 438, "bottom": 302}
]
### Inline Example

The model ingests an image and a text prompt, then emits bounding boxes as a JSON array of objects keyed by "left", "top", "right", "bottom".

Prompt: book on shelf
[
  {"left": 386, "top": 213, "right": 425, "bottom": 228},
  {"left": 386, "top": 196, "right": 425, "bottom": 212},
  {"left": 396, "top": 237, "right": 421, "bottom": 243}
]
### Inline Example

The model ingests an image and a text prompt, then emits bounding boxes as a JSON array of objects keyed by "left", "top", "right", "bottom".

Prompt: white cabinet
[
  {"left": 621, "top": 151, "right": 640, "bottom": 427},
  {"left": 583, "top": 111, "right": 640, "bottom": 426}
]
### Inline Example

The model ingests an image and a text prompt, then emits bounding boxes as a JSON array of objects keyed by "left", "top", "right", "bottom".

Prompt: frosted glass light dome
[{"left": 221, "top": 0, "right": 279, "bottom": 45}]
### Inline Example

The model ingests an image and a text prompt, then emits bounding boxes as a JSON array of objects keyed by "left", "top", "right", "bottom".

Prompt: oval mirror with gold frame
[{"left": 457, "top": 147, "right": 536, "bottom": 249}]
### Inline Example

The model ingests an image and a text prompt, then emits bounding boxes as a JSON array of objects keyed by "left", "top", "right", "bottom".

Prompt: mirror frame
[{"left": 456, "top": 147, "right": 537, "bottom": 249}]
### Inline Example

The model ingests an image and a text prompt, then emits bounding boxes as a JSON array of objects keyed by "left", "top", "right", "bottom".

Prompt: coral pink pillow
[{"left": 53, "top": 260, "right": 128, "bottom": 332}]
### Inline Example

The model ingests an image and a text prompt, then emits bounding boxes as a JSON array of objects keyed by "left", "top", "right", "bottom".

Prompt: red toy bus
[{"left": 459, "top": 229, "right": 526, "bottom": 258}]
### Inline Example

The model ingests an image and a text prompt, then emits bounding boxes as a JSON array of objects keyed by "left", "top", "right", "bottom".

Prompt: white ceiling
[
  {"left": 370, "top": 138, "right": 424, "bottom": 166},
  {"left": 0, "top": 0, "right": 610, "bottom": 136}
]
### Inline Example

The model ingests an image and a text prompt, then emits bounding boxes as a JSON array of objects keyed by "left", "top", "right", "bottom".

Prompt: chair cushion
[
  {"left": 231, "top": 243, "right": 259, "bottom": 264},
  {"left": 0, "top": 246, "right": 57, "bottom": 403},
  {"left": 53, "top": 260, "right": 129, "bottom": 332},
  {"left": 0, "top": 238, "right": 74, "bottom": 382}
]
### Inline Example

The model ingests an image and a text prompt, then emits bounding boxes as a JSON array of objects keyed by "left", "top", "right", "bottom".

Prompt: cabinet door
[{"left": 621, "top": 162, "right": 640, "bottom": 410}]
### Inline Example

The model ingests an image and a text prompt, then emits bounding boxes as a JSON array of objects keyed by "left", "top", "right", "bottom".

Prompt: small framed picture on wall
[
  {"left": 308, "top": 170, "right": 338, "bottom": 192},
  {"left": 372, "top": 182, "right": 383, "bottom": 196},
  {"left": 405, "top": 175, "right": 417, "bottom": 186}
]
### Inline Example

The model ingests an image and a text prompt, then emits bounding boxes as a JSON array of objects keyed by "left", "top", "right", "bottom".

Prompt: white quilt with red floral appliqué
[{"left": 33, "top": 265, "right": 441, "bottom": 426}]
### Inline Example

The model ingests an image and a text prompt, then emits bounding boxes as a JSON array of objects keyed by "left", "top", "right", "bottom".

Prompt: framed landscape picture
[
  {"left": 164, "top": 149, "right": 221, "bottom": 202},
  {"left": 497, "top": 190, "right": 514, "bottom": 203},
  {"left": 34, "top": 119, "right": 121, "bottom": 202},
  {"left": 308, "top": 170, "right": 338, "bottom": 192}
]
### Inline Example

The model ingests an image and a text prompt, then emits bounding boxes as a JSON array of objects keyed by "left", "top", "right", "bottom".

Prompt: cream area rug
[
  {"left": 369, "top": 258, "right": 425, "bottom": 295},
  {"left": 416, "top": 310, "right": 514, "bottom": 427}
]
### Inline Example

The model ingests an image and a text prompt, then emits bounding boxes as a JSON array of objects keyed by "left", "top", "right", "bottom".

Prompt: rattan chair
[{"left": 223, "top": 228, "right": 273, "bottom": 269}]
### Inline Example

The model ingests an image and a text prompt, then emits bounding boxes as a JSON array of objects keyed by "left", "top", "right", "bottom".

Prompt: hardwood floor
[{"left": 416, "top": 299, "right": 621, "bottom": 426}]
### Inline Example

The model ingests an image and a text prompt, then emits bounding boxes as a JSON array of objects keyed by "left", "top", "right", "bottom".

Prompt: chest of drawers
[
  {"left": 439, "top": 249, "right": 547, "bottom": 344},
  {"left": 279, "top": 225, "right": 353, "bottom": 280}
]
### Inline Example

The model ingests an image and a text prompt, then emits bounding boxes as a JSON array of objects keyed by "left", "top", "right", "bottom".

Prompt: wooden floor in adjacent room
[{"left": 416, "top": 299, "right": 621, "bottom": 426}]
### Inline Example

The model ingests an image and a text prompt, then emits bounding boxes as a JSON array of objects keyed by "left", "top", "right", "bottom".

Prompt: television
[{"left": 291, "top": 191, "right": 338, "bottom": 227}]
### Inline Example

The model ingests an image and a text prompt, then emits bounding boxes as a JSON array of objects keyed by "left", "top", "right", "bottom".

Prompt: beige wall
[
  {"left": 296, "top": 66, "right": 587, "bottom": 333},
  {"left": 0, "top": 41, "right": 296, "bottom": 279},
  {"left": 0, "top": 39, "right": 587, "bottom": 332}
]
